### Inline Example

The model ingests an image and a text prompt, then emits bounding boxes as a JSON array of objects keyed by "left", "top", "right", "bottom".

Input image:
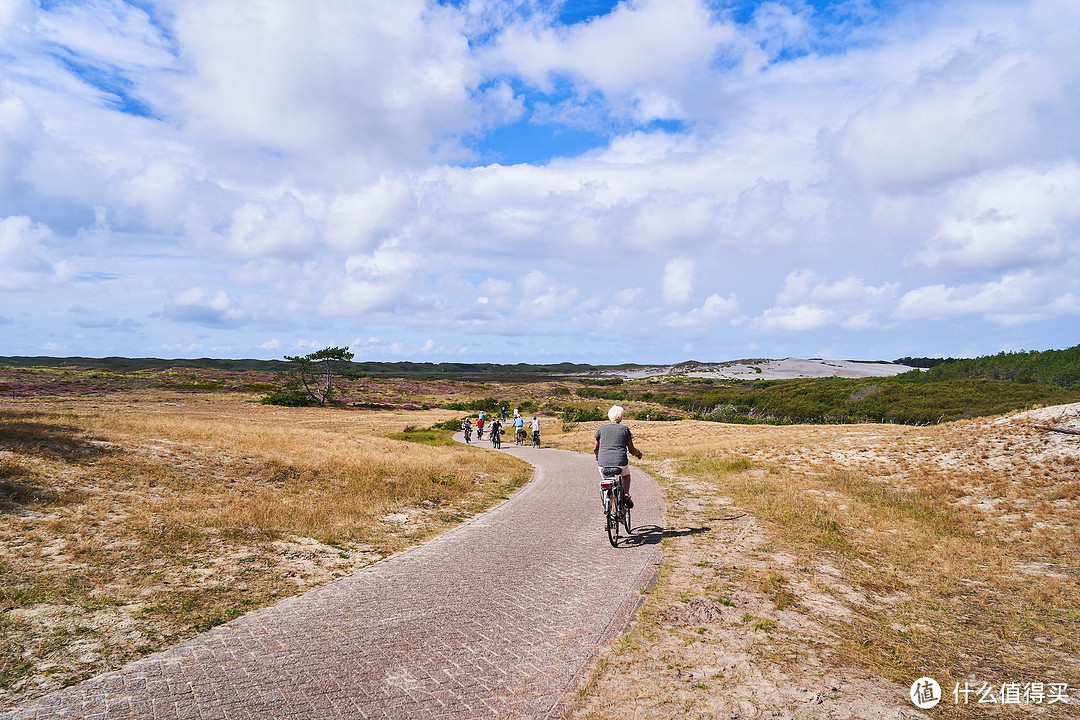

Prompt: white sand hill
[{"left": 608, "top": 358, "right": 917, "bottom": 381}]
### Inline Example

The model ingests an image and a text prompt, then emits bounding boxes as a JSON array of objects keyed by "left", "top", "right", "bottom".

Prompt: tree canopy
[{"left": 281, "top": 346, "right": 355, "bottom": 407}]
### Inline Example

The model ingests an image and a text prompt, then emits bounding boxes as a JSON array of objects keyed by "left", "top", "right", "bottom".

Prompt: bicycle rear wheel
[
  {"left": 622, "top": 501, "right": 632, "bottom": 534},
  {"left": 605, "top": 491, "right": 619, "bottom": 547}
]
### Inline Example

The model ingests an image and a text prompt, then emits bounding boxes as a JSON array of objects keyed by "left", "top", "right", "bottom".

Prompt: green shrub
[
  {"left": 386, "top": 428, "right": 456, "bottom": 447},
  {"left": 431, "top": 418, "right": 465, "bottom": 431},
  {"left": 443, "top": 396, "right": 505, "bottom": 412},
  {"left": 632, "top": 408, "right": 678, "bottom": 421},
  {"left": 260, "top": 390, "right": 314, "bottom": 407},
  {"left": 702, "top": 404, "right": 746, "bottom": 423},
  {"left": 562, "top": 405, "right": 605, "bottom": 423}
]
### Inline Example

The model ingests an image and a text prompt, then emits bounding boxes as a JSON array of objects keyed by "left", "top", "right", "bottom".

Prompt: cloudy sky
[{"left": 1, "top": 0, "right": 1078, "bottom": 364}]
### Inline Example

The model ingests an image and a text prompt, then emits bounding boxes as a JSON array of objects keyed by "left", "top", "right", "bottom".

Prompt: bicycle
[
  {"left": 463, "top": 426, "right": 472, "bottom": 444},
  {"left": 532, "top": 429, "right": 540, "bottom": 448},
  {"left": 599, "top": 467, "right": 631, "bottom": 546},
  {"left": 491, "top": 427, "right": 502, "bottom": 449},
  {"left": 515, "top": 427, "right": 526, "bottom": 445}
]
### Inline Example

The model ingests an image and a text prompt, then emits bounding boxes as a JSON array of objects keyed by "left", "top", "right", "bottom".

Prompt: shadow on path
[{"left": 620, "top": 524, "right": 712, "bottom": 547}]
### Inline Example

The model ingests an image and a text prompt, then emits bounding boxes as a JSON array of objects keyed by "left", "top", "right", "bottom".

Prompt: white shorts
[{"left": 598, "top": 465, "right": 630, "bottom": 482}]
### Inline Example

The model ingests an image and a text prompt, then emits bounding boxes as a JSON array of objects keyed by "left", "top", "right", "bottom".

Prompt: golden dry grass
[
  {"left": 0, "top": 393, "right": 531, "bottom": 709},
  {"left": 549, "top": 412, "right": 1080, "bottom": 718},
  {"left": 4, "top": 387, "right": 1078, "bottom": 717}
]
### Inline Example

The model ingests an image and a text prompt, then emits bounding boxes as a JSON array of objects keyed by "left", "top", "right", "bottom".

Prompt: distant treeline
[
  {"left": 0, "top": 356, "right": 640, "bottom": 380},
  {"left": 902, "top": 345, "right": 1080, "bottom": 387},
  {"left": 893, "top": 357, "right": 957, "bottom": 369}
]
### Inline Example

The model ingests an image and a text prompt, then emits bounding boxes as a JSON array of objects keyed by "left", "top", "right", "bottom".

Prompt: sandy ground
[
  {"left": 565, "top": 465, "right": 931, "bottom": 720},
  {"left": 561, "top": 403, "right": 1080, "bottom": 719}
]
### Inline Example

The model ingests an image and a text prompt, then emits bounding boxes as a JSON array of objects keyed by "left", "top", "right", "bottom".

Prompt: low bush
[
  {"left": 260, "top": 390, "right": 314, "bottom": 407},
  {"left": 562, "top": 405, "right": 606, "bottom": 423},
  {"left": 431, "top": 418, "right": 464, "bottom": 432}
]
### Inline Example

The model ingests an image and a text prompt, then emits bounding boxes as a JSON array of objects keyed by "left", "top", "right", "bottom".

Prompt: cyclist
[
  {"left": 489, "top": 418, "right": 502, "bottom": 448},
  {"left": 514, "top": 413, "right": 525, "bottom": 444},
  {"left": 531, "top": 415, "right": 540, "bottom": 447},
  {"left": 462, "top": 417, "right": 472, "bottom": 443},
  {"left": 593, "top": 405, "right": 642, "bottom": 509},
  {"left": 477, "top": 412, "right": 485, "bottom": 439}
]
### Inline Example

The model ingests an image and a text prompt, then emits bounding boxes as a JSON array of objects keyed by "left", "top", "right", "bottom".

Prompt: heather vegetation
[{"left": 6, "top": 349, "right": 1080, "bottom": 427}]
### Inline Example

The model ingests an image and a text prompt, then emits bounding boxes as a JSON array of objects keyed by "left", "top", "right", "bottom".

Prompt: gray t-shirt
[{"left": 595, "top": 422, "right": 633, "bottom": 467}]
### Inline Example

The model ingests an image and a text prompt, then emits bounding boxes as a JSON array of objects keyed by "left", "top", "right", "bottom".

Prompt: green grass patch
[{"left": 386, "top": 427, "right": 457, "bottom": 446}]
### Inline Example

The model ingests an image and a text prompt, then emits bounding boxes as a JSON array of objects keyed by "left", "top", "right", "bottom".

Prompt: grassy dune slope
[{"left": 549, "top": 411, "right": 1080, "bottom": 718}]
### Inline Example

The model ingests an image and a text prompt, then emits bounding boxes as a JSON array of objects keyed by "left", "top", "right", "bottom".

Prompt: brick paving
[{"left": 2, "top": 440, "right": 663, "bottom": 720}]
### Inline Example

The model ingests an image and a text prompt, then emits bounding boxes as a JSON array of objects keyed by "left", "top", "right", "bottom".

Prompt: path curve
[{"left": 2, "top": 434, "right": 663, "bottom": 720}]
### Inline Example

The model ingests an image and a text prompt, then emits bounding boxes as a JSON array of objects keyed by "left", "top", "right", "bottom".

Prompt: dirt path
[{"left": 1, "top": 438, "right": 663, "bottom": 720}]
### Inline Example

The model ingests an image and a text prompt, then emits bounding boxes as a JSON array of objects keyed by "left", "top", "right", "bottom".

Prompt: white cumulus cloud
[
  {"left": 916, "top": 163, "right": 1080, "bottom": 271},
  {"left": 661, "top": 258, "right": 695, "bottom": 306},
  {"left": 0, "top": 215, "right": 71, "bottom": 289}
]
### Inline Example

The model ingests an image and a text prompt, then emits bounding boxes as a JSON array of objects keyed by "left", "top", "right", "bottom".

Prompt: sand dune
[{"left": 613, "top": 357, "right": 916, "bottom": 381}]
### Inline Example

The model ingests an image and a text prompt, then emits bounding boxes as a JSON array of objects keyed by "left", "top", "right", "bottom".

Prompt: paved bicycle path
[{"left": 3, "top": 437, "right": 663, "bottom": 720}]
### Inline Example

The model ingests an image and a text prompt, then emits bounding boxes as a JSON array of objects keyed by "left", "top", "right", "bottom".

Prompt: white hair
[{"left": 608, "top": 405, "right": 624, "bottom": 423}]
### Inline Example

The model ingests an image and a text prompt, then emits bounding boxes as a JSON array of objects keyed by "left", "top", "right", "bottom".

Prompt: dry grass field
[
  {"left": 0, "top": 392, "right": 531, "bottom": 709},
  {"left": 548, "top": 406, "right": 1080, "bottom": 718},
  {"left": 3, "top": 383, "right": 1078, "bottom": 718}
]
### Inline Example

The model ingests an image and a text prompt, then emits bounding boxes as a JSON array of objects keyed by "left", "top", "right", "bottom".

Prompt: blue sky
[{"left": 1, "top": 0, "right": 1079, "bottom": 364}]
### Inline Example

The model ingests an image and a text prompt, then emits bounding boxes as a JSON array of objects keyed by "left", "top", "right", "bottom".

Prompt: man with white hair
[{"left": 593, "top": 405, "right": 643, "bottom": 508}]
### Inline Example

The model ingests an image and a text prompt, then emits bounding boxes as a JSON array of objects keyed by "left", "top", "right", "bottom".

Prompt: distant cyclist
[
  {"left": 514, "top": 413, "right": 525, "bottom": 444},
  {"left": 531, "top": 415, "right": 540, "bottom": 447},
  {"left": 477, "top": 412, "right": 485, "bottom": 439},
  {"left": 593, "top": 405, "right": 642, "bottom": 509},
  {"left": 462, "top": 417, "right": 472, "bottom": 443}
]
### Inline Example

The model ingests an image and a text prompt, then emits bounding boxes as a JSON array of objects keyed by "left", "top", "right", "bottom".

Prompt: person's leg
[{"left": 621, "top": 466, "right": 633, "bottom": 507}]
